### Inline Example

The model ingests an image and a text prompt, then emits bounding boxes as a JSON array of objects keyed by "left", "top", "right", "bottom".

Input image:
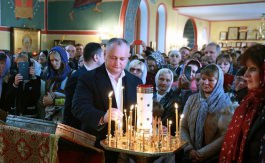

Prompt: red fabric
[
  {"left": 220, "top": 60, "right": 265, "bottom": 163},
  {"left": 0, "top": 125, "right": 58, "bottom": 163},
  {"left": 15, "top": 0, "right": 32, "bottom": 7}
]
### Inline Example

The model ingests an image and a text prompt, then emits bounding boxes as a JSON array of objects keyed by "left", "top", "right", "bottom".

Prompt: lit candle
[
  {"left": 179, "top": 114, "right": 184, "bottom": 133},
  {"left": 169, "top": 120, "right": 172, "bottom": 149},
  {"left": 108, "top": 91, "right": 113, "bottom": 145},
  {"left": 124, "top": 109, "right": 128, "bottom": 136},
  {"left": 175, "top": 103, "right": 179, "bottom": 136},
  {"left": 130, "top": 105, "right": 133, "bottom": 131}
]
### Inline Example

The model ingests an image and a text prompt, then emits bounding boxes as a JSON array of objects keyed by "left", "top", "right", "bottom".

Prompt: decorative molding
[{"left": 124, "top": 0, "right": 141, "bottom": 43}]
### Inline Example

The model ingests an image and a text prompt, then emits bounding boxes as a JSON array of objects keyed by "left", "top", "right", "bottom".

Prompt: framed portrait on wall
[
  {"left": 219, "top": 32, "right": 227, "bottom": 40},
  {"left": 227, "top": 27, "right": 239, "bottom": 40},
  {"left": 247, "top": 30, "right": 257, "bottom": 40},
  {"left": 10, "top": 28, "right": 41, "bottom": 54},
  {"left": 239, "top": 31, "right": 247, "bottom": 40}
]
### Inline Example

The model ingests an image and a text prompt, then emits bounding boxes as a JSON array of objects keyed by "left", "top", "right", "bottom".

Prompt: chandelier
[{"left": 257, "top": 13, "right": 265, "bottom": 40}]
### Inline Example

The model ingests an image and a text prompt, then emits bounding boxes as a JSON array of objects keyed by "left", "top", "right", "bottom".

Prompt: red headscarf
[{"left": 219, "top": 57, "right": 265, "bottom": 162}]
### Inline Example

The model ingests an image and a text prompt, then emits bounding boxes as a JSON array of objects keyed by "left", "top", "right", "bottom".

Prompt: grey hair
[
  {"left": 207, "top": 42, "right": 221, "bottom": 55},
  {"left": 106, "top": 38, "right": 130, "bottom": 51}
]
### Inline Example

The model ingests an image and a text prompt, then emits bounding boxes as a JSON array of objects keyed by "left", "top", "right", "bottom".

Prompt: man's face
[
  {"left": 0, "top": 60, "right": 6, "bottom": 76},
  {"left": 96, "top": 50, "right": 105, "bottom": 66},
  {"left": 105, "top": 43, "right": 130, "bottom": 76},
  {"left": 204, "top": 45, "right": 218, "bottom": 62},
  {"left": 75, "top": 45, "right": 84, "bottom": 57}
]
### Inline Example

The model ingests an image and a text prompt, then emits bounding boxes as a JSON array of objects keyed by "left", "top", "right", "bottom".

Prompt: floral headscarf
[{"left": 148, "top": 51, "right": 165, "bottom": 69}]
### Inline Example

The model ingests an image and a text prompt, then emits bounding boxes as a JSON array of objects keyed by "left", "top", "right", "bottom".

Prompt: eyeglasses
[{"left": 130, "top": 67, "right": 142, "bottom": 73}]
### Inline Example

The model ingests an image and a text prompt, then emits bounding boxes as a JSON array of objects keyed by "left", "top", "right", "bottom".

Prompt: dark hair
[
  {"left": 40, "top": 50, "right": 48, "bottom": 58},
  {"left": 216, "top": 53, "right": 232, "bottom": 64},
  {"left": 83, "top": 42, "right": 102, "bottom": 62},
  {"left": 180, "top": 46, "right": 191, "bottom": 51},
  {"left": 240, "top": 44, "right": 265, "bottom": 77},
  {"left": 0, "top": 52, "right": 7, "bottom": 61},
  {"left": 143, "top": 46, "right": 154, "bottom": 57},
  {"left": 236, "top": 67, "right": 246, "bottom": 77},
  {"left": 75, "top": 43, "right": 83, "bottom": 47}
]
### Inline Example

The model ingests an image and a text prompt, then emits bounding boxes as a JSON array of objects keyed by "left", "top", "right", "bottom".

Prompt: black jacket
[
  {"left": 63, "top": 66, "right": 87, "bottom": 128},
  {"left": 72, "top": 64, "right": 142, "bottom": 143}
]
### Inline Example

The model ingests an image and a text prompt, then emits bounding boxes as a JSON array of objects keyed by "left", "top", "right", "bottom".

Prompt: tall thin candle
[
  {"left": 108, "top": 91, "right": 113, "bottom": 145},
  {"left": 179, "top": 114, "right": 184, "bottom": 133},
  {"left": 175, "top": 103, "right": 179, "bottom": 136}
]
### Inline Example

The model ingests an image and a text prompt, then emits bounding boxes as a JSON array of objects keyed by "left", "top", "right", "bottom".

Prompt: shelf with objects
[{"left": 218, "top": 27, "right": 265, "bottom": 50}]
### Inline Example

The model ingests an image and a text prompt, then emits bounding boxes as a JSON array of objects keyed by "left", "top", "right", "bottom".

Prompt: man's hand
[{"left": 104, "top": 108, "right": 123, "bottom": 123}]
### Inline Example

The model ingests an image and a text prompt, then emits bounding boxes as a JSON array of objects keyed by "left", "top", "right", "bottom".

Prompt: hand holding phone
[
  {"left": 18, "top": 62, "right": 29, "bottom": 80},
  {"left": 184, "top": 66, "right": 192, "bottom": 81}
]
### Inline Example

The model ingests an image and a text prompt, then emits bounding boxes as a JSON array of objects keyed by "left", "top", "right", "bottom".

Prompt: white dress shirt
[{"left": 106, "top": 69, "right": 125, "bottom": 112}]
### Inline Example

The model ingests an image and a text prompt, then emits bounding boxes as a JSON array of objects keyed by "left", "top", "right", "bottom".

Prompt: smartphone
[
  {"left": 18, "top": 62, "right": 29, "bottom": 80},
  {"left": 184, "top": 66, "right": 192, "bottom": 81}
]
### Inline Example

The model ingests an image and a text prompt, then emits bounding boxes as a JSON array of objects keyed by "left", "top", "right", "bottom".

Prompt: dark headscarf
[{"left": 47, "top": 46, "right": 71, "bottom": 82}]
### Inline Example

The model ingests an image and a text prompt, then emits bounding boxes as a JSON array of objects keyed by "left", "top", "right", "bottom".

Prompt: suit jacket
[
  {"left": 63, "top": 66, "right": 87, "bottom": 128},
  {"left": 72, "top": 64, "right": 142, "bottom": 143}
]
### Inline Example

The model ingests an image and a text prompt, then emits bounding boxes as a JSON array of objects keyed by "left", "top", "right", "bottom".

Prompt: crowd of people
[{"left": 0, "top": 38, "right": 264, "bottom": 163}]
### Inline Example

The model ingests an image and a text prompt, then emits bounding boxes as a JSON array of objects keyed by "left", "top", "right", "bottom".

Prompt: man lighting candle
[{"left": 72, "top": 38, "right": 142, "bottom": 163}]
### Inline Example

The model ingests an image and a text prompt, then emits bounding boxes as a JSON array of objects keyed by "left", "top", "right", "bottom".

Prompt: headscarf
[
  {"left": 0, "top": 53, "right": 11, "bottom": 98},
  {"left": 47, "top": 46, "right": 71, "bottom": 82},
  {"left": 191, "top": 64, "right": 231, "bottom": 149},
  {"left": 220, "top": 56, "right": 265, "bottom": 163},
  {"left": 155, "top": 68, "right": 174, "bottom": 94},
  {"left": 148, "top": 51, "right": 165, "bottom": 69}
]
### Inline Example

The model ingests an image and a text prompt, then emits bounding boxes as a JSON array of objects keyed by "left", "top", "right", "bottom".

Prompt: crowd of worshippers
[{"left": 0, "top": 38, "right": 264, "bottom": 163}]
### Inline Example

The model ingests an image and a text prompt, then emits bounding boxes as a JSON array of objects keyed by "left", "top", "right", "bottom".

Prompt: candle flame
[
  {"left": 180, "top": 114, "right": 184, "bottom": 119},
  {"left": 130, "top": 105, "right": 134, "bottom": 111},
  {"left": 108, "top": 91, "right": 113, "bottom": 97},
  {"left": 174, "top": 103, "right": 179, "bottom": 109},
  {"left": 169, "top": 120, "right": 172, "bottom": 125}
]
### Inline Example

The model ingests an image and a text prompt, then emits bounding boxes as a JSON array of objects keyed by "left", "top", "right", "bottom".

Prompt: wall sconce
[{"left": 257, "top": 13, "right": 265, "bottom": 40}]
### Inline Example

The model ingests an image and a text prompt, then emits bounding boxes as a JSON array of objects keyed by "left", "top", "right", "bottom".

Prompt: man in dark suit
[
  {"left": 72, "top": 38, "right": 142, "bottom": 162},
  {"left": 63, "top": 42, "right": 104, "bottom": 128}
]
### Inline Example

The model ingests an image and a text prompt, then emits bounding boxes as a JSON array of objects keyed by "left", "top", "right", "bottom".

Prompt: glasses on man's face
[{"left": 130, "top": 67, "right": 142, "bottom": 73}]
